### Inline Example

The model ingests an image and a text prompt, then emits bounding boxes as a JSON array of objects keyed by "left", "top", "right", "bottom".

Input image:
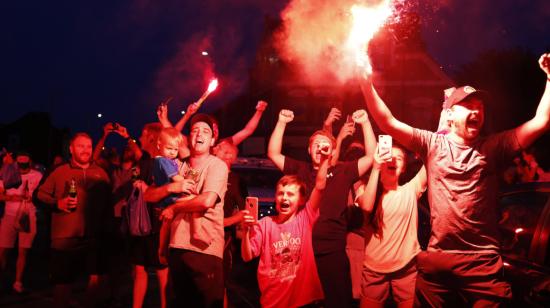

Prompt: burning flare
[
  {"left": 276, "top": 0, "right": 397, "bottom": 84},
  {"left": 346, "top": 0, "right": 394, "bottom": 75},
  {"left": 196, "top": 78, "right": 219, "bottom": 107}
]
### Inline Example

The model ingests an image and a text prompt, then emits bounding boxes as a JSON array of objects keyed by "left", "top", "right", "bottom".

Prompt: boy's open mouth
[{"left": 280, "top": 201, "right": 290, "bottom": 209}]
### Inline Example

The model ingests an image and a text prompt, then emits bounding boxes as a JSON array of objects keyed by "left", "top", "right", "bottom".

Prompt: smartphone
[
  {"left": 245, "top": 197, "right": 259, "bottom": 222},
  {"left": 378, "top": 135, "right": 392, "bottom": 160}
]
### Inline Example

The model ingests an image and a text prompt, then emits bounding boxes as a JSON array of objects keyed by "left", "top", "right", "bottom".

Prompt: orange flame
[
  {"left": 275, "top": 0, "right": 396, "bottom": 85},
  {"left": 346, "top": 0, "right": 394, "bottom": 75},
  {"left": 196, "top": 78, "right": 219, "bottom": 107},
  {"left": 207, "top": 78, "right": 218, "bottom": 93}
]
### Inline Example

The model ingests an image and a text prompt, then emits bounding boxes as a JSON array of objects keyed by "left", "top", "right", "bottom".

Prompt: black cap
[{"left": 189, "top": 113, "right": 219, "bottom": 140}]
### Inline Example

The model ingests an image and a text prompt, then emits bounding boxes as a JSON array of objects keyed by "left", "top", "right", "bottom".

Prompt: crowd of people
[{"left": 0, "top": 53, "right": 549, "bottom": 308}]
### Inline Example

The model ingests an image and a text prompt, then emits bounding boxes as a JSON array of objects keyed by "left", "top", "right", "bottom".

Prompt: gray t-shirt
[{"left": 409, "top": 129, "right": 521, "bottom": 253}]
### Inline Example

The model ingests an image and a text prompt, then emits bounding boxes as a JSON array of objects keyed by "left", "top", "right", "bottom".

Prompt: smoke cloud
[{"left": 274, "top": 0, "right": 400, "bottom": 85}]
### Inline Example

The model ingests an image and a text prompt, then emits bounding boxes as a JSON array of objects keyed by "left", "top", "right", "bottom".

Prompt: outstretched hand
[
  {"left": 103, "top": 122, "right": 115, "bottom": 136},
  {"left": 337, "top": 121, "right": 355, "bottom": 142},
  {"left": 157, "top": 103, "right": 169, "bottom": 123},
  {"left": 324, "top": 108, "right": 342, "bottom": 126},
  {"left": 114, "top": 123, "right": 129, "bottom": 139},
  {"left": 241, "top": 210, "right": 256, "bottom": 229}
]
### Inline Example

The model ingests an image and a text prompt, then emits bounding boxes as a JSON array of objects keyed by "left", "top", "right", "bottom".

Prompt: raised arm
[
  {"left": 353, "top": 109, "right": 376, "bottom": 176},
  {"left": 230, "top": 100, "right": 268, "bottom": 146},
  {"left": 514, "top": 53, "right": 550, "bottom": 148},
  {"left": 241, "top": 219, "right": 255, "bottom": 261},
  {"left": 309, "top": 151, "right": 330, "bottom": 211},
  {"left": 413, "top": 165, "right": 428, "bottom": 199},
  {"left": 156, "top": 101, "right": 174, "bottom": 128},
  {"left": 267, "top": 109, "right": 294, "bottom": 171},
  {"left": 322, "top": 107, "right": 342, "bottom": 135},
  {"left": 174, "top": 102, "right": 200, "bottom": 132},
  {"left": 331, "top": 121, "right": 355, "bottom": 165},
  {"left": 360, "top": 73, "right": 415, "bottom": 148},
  {"left": 93, "top": 123, "right": 114, "bottom": 161},
  {"left": 356, "top": 147, "right": 382, "bottom": 214}
]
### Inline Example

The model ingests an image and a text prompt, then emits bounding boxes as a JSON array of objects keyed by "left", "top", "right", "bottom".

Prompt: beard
[{"left": 73, "top": 153, "right": 91, "bottom": 165}]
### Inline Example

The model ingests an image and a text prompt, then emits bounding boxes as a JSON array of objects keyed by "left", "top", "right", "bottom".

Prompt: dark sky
[{"left": 1, "top": 0, "right": 549, "bottom": 137}]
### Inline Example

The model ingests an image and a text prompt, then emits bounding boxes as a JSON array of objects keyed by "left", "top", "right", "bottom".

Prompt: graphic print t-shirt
[{"left": 249, "top": 202, "right": 323, "bottom": 308}]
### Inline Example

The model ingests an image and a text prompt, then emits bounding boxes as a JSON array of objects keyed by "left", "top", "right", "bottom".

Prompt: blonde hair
[{"left": 158, "top": 127, "right": 183, "bottom": 146}]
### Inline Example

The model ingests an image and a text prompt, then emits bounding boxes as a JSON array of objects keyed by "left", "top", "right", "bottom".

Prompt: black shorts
[
  {"left": 128, "top": 233, "right": 167, "bottom": 269},
  {"left": 50, "top": 239, "right": 109, "bottom": 284}
]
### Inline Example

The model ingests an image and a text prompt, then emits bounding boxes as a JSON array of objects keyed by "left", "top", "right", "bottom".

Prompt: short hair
[
  {"left": 276, "top": 175, "right": 307, "bottom": 199},
  {"left": 70, "top": 132, "right": 92, "bottom": 145},
  {"left": 308, "top": 130, "right": 336, "bottom": 148},
  {"left": 159, "top": 127, "right": 183, "bottom": 146},
  {"left": 215, "top": 139, "right": 239, "bottom": 155},
  {"left": 143, "top": 122, "right": 163, "bottom": 138}
]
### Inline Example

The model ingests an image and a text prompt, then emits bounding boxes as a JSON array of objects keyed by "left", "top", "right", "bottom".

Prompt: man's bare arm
[
  {"left": 354, "top": 109, "right": 376, "bottom": 176},
  {"left": 360, "top": 73, "right": 415, "bottom": 148},
  {"left": 514, "top": 53, "right": 550, "bottom": 148},
  {"left": 230, "top": 100, "right": 268, "bottom": 146},
  {"left": 170, "top": 191, "right": 219, "bottom": 213},
  {"left": 267, "top": 109, "right": 294, "bottom": 171}
]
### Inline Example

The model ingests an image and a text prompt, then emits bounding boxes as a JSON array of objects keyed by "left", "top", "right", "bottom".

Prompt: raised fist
[
  {"left": 539, "top": 53, "right": 550, "bottom": 77},
  {"left": 352, "top": 109, "right": 369, "bottom": 124},
  {"left": 256, "top": 100, "right": 268, "bottom": 112},
  {"left": 278, "top": 109, "right": 294, "bottom": 123}
]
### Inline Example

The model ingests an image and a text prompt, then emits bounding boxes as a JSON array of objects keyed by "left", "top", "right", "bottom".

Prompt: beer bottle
[{"left": 68, "top": 178, "right": 77, "bottom": 212}]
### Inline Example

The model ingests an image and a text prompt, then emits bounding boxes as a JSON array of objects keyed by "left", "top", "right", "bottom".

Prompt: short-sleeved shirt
[
  {"left": 409, "top": 129, "right": 521, "bottom": 253},
  {"left": 249, "top": 202, "right": 323, "bottom": 308},
  {"left": 152, "top": 156, "right": 181, "bottom": 208},
  {"left": 169, "top": 155, "right": 228, "bottom": 259},
  {"left": 363, "top": 175, "right": 425, "bottom": 273},
  {"left": 312, "top": 160, "right": 359, "bottom": 254}
]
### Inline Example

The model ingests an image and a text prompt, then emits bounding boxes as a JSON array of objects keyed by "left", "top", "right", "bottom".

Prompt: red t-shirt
[{"left": 249, "top": 202, "right": 323, "bottom": 308}]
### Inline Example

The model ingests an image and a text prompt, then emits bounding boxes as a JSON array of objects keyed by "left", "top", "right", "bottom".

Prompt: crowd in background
[{"left": 0, "top": 53, "right": 549, "bottom": 308}]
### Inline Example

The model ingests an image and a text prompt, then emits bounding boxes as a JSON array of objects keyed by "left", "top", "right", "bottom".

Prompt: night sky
[{"left": 1, "top": 0, "right": 549, "bottom": 137}]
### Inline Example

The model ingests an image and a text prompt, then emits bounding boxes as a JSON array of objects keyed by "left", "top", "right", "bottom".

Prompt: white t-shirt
[
  {"left": 4, "top": 170, "right": 43, "bottom": 216},
  {"left": 363, "top": 174, "right": 425, "bottom": 273}
]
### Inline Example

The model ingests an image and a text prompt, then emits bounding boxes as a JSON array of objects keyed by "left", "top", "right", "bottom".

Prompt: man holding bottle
[{"left": 37, "top": 132, "right": 112, "bottom": 308}]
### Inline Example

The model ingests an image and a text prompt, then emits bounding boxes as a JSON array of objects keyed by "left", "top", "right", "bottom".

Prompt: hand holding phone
[
  {"left": 378, "top": 135, "right": 392, "bottom": 162},
  {"left": 245, "top": 197, "right": 259, "bottom": 223}
]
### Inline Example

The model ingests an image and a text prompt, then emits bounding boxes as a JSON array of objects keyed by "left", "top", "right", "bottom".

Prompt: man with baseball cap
[
  {"left": 145, "top": 113, "right": 228, "bottom": 307},
  {"left": 360, "top": 53, "right": 550, "bottom": 306}
]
